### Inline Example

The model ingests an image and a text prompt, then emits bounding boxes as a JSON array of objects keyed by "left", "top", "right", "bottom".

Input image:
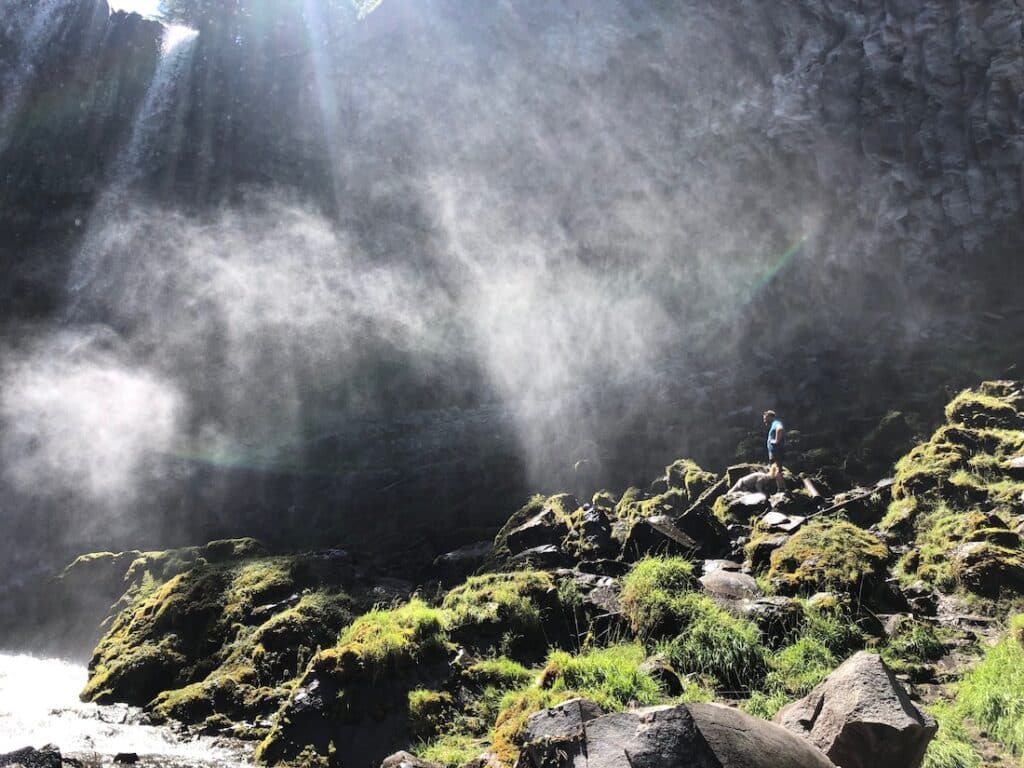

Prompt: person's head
[{"left": 763, "top": 409, "right": 777, "bottom": 426}]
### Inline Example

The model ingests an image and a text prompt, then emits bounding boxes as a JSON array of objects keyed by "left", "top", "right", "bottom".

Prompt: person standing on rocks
[{"left": 763, "top": 410, "right": 787, "bottom": 493}]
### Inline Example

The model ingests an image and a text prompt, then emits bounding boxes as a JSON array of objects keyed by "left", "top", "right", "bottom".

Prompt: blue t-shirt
[{"left": 767, "top": 419, "right": 785, "bottom": 456}]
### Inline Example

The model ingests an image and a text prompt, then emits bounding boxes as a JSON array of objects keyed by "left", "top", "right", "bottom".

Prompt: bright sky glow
[{"left": 107, "top": 0, "right": 163, "bottom": 19}]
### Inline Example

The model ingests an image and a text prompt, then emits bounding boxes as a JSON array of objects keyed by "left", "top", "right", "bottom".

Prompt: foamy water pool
[{"left": 0, "top": 653, "right": 253, "bottom": 767}]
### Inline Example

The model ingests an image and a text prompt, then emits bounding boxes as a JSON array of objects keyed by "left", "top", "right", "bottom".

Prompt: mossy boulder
[
  {"left": 442, "top": 571, "right": 578, "bottom": 661},
  {"left": 81, "top": 551, "right": 352, "bottom": 726},
  {"left": 256, "top": 600, "right": 450, "bottom": 768},
  {"left": 767, "top": 518, "right": 890, "bottom": 597},
  {"left": 662, "top": 459, "right": 719, "bottom": 501}
]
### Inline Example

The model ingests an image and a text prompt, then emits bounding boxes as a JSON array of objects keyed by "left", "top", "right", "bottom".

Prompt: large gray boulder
[
  {"left": 516, "top": 701, "right": 836, "bottom": 768},
  {"left": 775, "top": 652, "right": 937, "bottom": 768}
]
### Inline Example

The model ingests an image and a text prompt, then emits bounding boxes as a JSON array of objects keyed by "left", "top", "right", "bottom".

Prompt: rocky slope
[{"left": 41, "top": 380, "right": 1024, "bottom": 768}]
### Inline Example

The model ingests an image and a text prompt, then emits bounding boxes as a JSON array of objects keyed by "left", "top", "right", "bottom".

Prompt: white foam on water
[{"left": 0, "top": 653, "right": 253, "bottom": 766}]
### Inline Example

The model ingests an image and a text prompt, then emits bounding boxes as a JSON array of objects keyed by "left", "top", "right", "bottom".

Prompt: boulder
[
  {"left": 776, "top": 652, "right": 936, "bottom": 768},
  {"left": 508, "top": 545, "right": 575, "bottom": 570},
  {"left": 746, "top": 532, "right": 790, "bottom": 571},
  {"left": 674, "top": 505, "right": 729, "bottom": 555},
  {"left": 516, "top": 701, "right": 836, "bottom": 768},
  {"left": 568, "top": 506, "right": 617, "bottom": 559},
  {"left": 508, "top": 510, "right": 572, "bottom": 555},
  {"left": 0, "top": 748, "right": 62, "bottom": 768},
  {"left": 739, "top": 596, "right": 804, "bottom": 645},
  {"left": 620, "top": 515, "right": 698, "bottom": 561},
  {"left": 699, "top": 569, "right": 762, "bottom": 601},
  {"left": 432, "top": 541, "right": 493, "bottom": 586}
]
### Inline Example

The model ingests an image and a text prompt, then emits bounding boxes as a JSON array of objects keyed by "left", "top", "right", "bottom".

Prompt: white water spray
[{"left": 0, "top": 653, "right": 252, "bottom": 765}]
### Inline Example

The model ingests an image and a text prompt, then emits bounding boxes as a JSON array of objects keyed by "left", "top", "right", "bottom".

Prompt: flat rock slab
[
  {"left": 699, "top": 569, "right": 763, "bottom": 601},
  {"left": 761, "top": 511, "right": 807, "bottom": 533}
]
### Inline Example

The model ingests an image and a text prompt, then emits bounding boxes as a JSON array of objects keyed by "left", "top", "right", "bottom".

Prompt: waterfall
[
  {"left": 65, "top": 22, "right": 198, "bottom": 309},
  {"left": 116, "top": 24, "right": 199, "bottom": 187},
  {"left": 0, "top": 0, "right": 75, "bottom": 151}
]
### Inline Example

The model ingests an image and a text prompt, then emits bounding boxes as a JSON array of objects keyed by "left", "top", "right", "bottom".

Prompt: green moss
[
  {"left": 945, "top": 390, "right": 1022, "bottom": 430},
  {"left": 956, "top": 614, "right": 1024, "bottom": 758},
  {"left": 325, "top": 599, "right": 448, "bottom": 678},
  {"left": 83, "top": 550, "right": 352, "bottom": 725},
  {"left": 897, "top": 505, "right": 1024, "bottom": 594},
  {"left": 491, "top": 687, "right": 577, "bottom": 768},
  {"left": 664, "top": 459, "right": 718, "bottom": 500},
  {"left": 409, "top": 688, "right": 455, "bottom": 741},
  {"left": 620, "top": 557, "right": 696, "bottom": 640},
  {"left": 444, "top": 571, "right": 552, "bottom": 634},
  {"left": 460, "top": 658, "right": 533, "bottom": 690},
  {"left": 768, "top": 518, "right": 889, "bottom": 596},
  {"left": 539, "top": 644, "right": 662, "bottom": 710}
]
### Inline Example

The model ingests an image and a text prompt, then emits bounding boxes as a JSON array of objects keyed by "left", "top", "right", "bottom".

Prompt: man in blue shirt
[{"left": 763, "top": 410, "right": 786, "bottom": 493}]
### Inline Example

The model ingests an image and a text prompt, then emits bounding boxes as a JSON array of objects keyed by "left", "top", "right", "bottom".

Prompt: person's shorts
[{"left": 769, "top": 450, "right": 786, "bottom": 466}]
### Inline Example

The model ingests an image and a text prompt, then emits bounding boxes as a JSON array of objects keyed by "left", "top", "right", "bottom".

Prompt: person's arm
[{"left": 771, "top": 424, "right": 784, "bottom": 446}]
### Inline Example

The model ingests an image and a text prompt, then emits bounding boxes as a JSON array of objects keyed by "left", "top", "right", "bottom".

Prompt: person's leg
[{"left": 772, "top": 460, "right": 786, "bottom": 493}]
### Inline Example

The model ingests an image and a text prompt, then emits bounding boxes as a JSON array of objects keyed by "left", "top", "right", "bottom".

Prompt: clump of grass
[
  {"left": 882, "top": 619, "right": 947, "bottom": 675},
  {"left": 328, "top": 598, "right": 448, "bottom": 677},
  {"left": 922, "top": 703, "right": 980, "bottom": 768},
  {"left": 539, "top": 643, "right": 662, "bottom": 710},
  {"left": 797, "top": 597, "right": 868, "bottom": 654},
  {"left": 619, "top": 557, "right": 696, "bottom": 639},
  {"left": 443, "top": 571, "right": 554, "bottom": 633},
  {"left": 956, "top": 614, "right": 1024, "bottom": 758},
  {"left": 658, "top": 594, "right": 766, "bottom": 691},
  {"left": 418, "top": 733, "right": 486, "bottom": 768},
  {"left": 764, "top": 636, "right": 836, "bottom": 697}
]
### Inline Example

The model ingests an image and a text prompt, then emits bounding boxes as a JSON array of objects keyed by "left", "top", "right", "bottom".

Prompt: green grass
[
  {"left": 443, "top": 571, "right": 554, "bottom": 632},
  {"left": 882, "top": 619, "right": 947, "bottom": 675},
  {"left": 957, "top": 615, "right": 1024, "bottom": 758},
  {"left": 658, "top": 594, "right": 766, "bottom": 691},
  {"left": 620, "top": 556, "right": 696, "bottom": 640},
  {"left": 922, "top": 703, "right": 980, "bottom": 768},
  {"left": 539, "top": 643, "right": 662, "bottom": 710}
]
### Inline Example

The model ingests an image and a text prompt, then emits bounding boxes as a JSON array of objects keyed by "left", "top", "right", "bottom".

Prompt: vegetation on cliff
[{"left": 67, "top": 381, "right": 1024, "bottom": 767}]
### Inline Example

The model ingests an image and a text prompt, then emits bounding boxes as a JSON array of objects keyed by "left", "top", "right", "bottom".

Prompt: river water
[{"left": 0, "top": 654, "right": 253, "bottom": 767}]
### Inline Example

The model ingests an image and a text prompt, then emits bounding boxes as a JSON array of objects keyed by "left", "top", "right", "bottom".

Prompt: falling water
[
  {"left": 0, "top": 0, "right": 75, "bottom": 150},
  {"left": 117, "top": 24, "right": 199, "bottom": 187},
  {"left": 66, "top": 22, "right": 198, "bottom": 306}
]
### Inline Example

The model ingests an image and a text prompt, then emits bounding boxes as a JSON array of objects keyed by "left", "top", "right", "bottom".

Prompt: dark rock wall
[{"left": 0, "top": 0, "right": 1021, "bottom": 572}]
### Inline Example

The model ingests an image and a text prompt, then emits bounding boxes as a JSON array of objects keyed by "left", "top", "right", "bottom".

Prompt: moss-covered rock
[
  {"left": 81, "top": 550, "right": 353, "bottom": 731},
  {"left": 256, "top": 599, "right": 450, "bottom": 768},
  {"left": 885, "top": 383, "right": 1024, "bottom": 599},
  {"left": 767, "top": 518, "right": 890, "bottom": 596},
  {"left": 443, "top": 571, "right": 578, "bottom": 661}
]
